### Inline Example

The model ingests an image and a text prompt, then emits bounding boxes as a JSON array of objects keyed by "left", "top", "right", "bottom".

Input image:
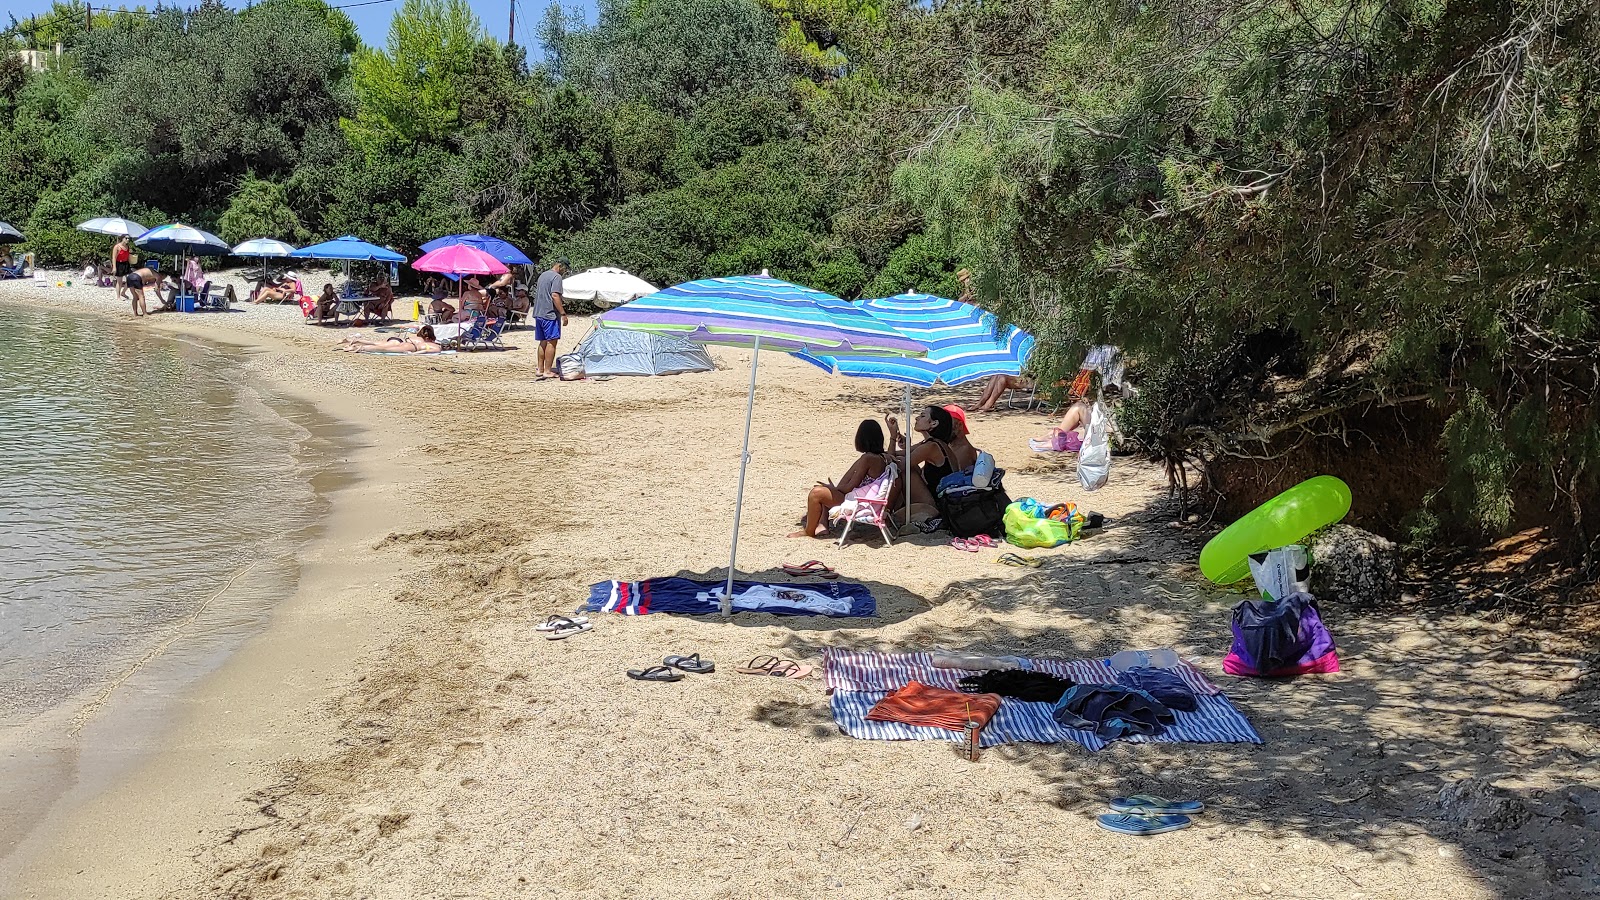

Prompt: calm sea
[{"left": 0, "top": 300, "right": 339, "bottom": 859}]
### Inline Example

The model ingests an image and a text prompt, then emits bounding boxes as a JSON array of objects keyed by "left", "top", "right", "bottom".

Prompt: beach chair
[
  {"left": 831, "top": 463, "right": 899, "bottom": 548},
  {"left": 451, "top": 316, "right": 507, "bottom": 351}
]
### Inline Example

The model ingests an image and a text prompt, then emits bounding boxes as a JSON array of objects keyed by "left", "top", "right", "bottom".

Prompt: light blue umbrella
[
  {"left": 597, "top": 273, "right": 924, "bottom": 612},
  {"left": 799, "top": 293, "right": 1037, "bottom": 524},
  {"left": 420, "top": 234, "right": 533, "bottom": 266},
  {"left": 231, "top": 237, "right": 297, "bottom": 257},
  {"left": 76, "top": 216, "right": 147, "bottom": 238}
]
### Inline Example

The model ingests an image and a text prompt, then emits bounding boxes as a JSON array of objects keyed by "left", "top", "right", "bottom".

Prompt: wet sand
[{"left": 3, "top": 270, "right": 1597, "bottom": 900}]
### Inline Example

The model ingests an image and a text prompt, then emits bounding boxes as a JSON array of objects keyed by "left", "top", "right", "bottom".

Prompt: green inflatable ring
[{"left": 1199, "top": 475, "right": 1352, "bottom": 584}]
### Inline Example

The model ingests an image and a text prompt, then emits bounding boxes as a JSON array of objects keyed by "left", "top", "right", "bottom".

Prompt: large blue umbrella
[
  {"left": 290, "top": 235, "right": 405, "bottom": 262},
  {"left": 597, "top": 273, "right": 924, "bottom": 612},
  {"left": 420, "top": 234, "right": 533, "bottom": 266},
  {"left": 799, "top": 292, "right": 1036, "bottom": 524}
]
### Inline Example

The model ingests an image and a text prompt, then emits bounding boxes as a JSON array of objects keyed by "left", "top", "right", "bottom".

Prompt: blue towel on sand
[{"left": 586, "top": 578, "right": 876, "bottom": 617}]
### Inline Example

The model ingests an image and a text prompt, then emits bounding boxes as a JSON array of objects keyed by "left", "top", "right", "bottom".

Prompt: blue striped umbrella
[
  {"left": 135, "top": 222, "right": 230, "bottom": 256},
  {"left": 799, "top": 293, "right": 1036, "bottom": 524},
  {"left": 596, "top": 274, "right": 924, "bottom": 612}
]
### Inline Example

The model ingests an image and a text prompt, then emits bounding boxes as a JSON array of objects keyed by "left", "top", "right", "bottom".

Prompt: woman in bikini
[
  {"left": 335, "top": 325, "right": 441, "bottom": 353},
  {"left": 789, "top": 420, "right": 893, "bottom": 539},
  {"left": 888, "top": 404, "right": 981, "bottom": 511}
]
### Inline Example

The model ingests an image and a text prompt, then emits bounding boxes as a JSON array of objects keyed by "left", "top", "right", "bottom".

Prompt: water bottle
[{"left": 972, "top": 450, "right": 995, "bottom": 489}]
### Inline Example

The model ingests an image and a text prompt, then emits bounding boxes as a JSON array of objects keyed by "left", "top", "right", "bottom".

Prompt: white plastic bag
[
  {"left": 1077, "top": 401, "right": 1110, "bottom": 491},
  {"left": 1248, "top": 545, "right": 1311, "bottom": 601}
]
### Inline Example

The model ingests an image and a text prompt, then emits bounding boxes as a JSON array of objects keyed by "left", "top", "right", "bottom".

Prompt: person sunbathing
[
  {"left": 888, "top": 404, "right": 981, "bottom": 510},
  {"left": 252, "top": 274, "right": 294, "bottom": 304},
  {"left": 335, "top": 325, "right": 441, "bottom": 353},
  {"left": 974, "top": 373, "right": 1033, "bottom": 413},
  {"left": 789, "top": 420, "right": 892, "bottom": 539}
]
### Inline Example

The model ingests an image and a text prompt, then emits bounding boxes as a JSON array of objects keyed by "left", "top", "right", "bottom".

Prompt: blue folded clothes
[
  {"left": 1052, "top": 684, "right": 1175, "bottom": 740},
  {"left": 937, "top": 470, "right": 975, "bottom": 495},
  {"left": 1114, "top": 667, "right": 1198, "bottom": 712}
]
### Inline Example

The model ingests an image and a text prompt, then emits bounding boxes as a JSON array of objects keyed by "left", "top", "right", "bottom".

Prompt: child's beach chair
[{"left": 831, "top": 463, "right": 899, "bottom": 548}]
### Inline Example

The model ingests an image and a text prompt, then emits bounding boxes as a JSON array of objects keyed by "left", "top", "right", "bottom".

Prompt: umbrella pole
[
  {"left": 723, "top": 336, "right": 761, "bottom": 616},
  {"left": 904, "top": 387, "right": 913, "bottom": 529}
]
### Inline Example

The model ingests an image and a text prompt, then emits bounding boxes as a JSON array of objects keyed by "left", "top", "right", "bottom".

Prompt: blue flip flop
[
  {"left": 1108, "top": 795, "right": 1205, "bottom": 816},
  {"left": 1096, "top": 813, "right": 1192, "bottom": 836}
]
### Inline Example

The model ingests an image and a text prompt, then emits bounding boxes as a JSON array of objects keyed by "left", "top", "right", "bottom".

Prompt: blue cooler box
[{"left": 176, "top": 295, "right": 197, "bottom": 313}]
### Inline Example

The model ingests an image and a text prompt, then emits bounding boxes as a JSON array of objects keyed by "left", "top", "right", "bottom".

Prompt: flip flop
[
  {"left": 735, "top": 655, "right": 781, "bottom": 675},
  {"left": 951, "top": 538, "right": 978, "bottom": 552},
  {"left": 1095, "top": 813, "right": 1192, "bottom": 836},
  {"left": 546, "top": 621, "right": 593, "bottom": 640},
  {"left": 536, "top": 614, "right": 590, "bottom": 632},
  {"left": 967, "top": 534, "right": 998, "bottom": 549},
  {"left": 663, "top": 653, "right": 716, "bottom": 674},
  {"left": 1108, "top": 795, "right": 1205, "bottom": 816},
  {"left": 997, "top": 552, "right": 1042, "bottom": 568},
  {"left": 782, "top": 663, "right": 814, "bottom": 679},
  {"left": 627, "top": 665, "right": 683, "bottom": 682},
  {"left": 781, "top": 560, "right": 839, "bottom": 579}
]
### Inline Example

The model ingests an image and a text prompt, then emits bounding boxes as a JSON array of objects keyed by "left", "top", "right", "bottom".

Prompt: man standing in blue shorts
[{"left": 533, "top": 257, "right": 569, "bottom": 379}]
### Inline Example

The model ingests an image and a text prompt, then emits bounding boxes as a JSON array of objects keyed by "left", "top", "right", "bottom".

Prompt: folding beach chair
[{"left": 831, "top": 464, "right": 899, "bottom": 548}]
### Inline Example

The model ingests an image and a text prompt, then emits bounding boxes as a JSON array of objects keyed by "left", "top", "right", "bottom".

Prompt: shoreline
[{"left": 0, "top": 280, "right": 434, "bottom": 897}]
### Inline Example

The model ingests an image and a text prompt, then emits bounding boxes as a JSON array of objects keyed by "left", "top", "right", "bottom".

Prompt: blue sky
[{"left": 8, "top": 0, "right": 597, "bottom": 50}]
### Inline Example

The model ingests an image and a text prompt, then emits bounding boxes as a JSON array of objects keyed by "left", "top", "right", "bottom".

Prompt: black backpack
[{"left": 938, "top": 470, "right": 1011, "bottom": 538}]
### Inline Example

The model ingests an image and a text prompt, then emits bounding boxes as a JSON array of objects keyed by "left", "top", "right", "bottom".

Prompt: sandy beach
[{"left": 3, "top": 270, "right": 1597, "bottom": 899}]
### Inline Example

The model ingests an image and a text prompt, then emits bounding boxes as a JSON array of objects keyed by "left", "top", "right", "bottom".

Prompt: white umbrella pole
[
  {"left": 723, "top": 335, "right": 762, "bottom": 616},
  {"left": 904, "top": 386, "right": 913, "bottom": 528}
]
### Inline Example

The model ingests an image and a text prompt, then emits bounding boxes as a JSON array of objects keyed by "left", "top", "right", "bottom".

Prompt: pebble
[{"left": 903, "top": 814, "right": 923, "bottom": 832}]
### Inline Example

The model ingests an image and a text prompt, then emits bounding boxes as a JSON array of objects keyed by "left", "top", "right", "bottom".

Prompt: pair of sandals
[
  {"left": 950, "top": 535, "right": 998, "bottom": 552},
  {"left": 781, "top": 560, "right": 838, "bottom": 579},
  {"left": 1096, "top": 795, "right": 1205, "bottom": 836},
  {"left": 629, "top": 654, "right": 716, "bottom": 683},
  {"left": 997, "top": 552, "right": 1042, "bottom": 568},
  {"left": 734, "top": 655, "right": 814, "bottom": 679},
  {"left": 537, "top": 614, "right": 592, "bottom": 640}
]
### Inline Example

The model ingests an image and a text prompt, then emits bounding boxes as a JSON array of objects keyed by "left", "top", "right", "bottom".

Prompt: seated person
[
  {"left": 486, "top": 286, "right": 512, "bottom": 320},
  {"left": 454, "top": 276, "right": 488, "bottom": 321},
  {"left": 975, "top": 373, "right": 1034, "bottom": 413},
  {"left": 358, "top": 278, "right": 395, "bottom": 323},
  {"left": 335, "top": 325, "right": 441, "bottom": 354},
  {"left": 887, "top": 404, "right": 982, "bottom": 513},
  {"left": 1029, "top": 383, "right": 1119, "bottom": 452},
  {"left": 429, "top": 295, "right": 456, "bottom": 322},
  {"left": 789, "top": 420, "right": 892, "bottom": 539},
  {"left": 313, "top": 283, "right": 339, "bottom": 323},
  {"left": 486, "top": 269, "right": 516, "bottom": 293},
  {"left": 510, "top": 286, "right": 532, "bottom": 321},
  {"left": 183, "top": 256, "right": 205, "bottom": 294},
  {"left": 252, "top": 272, "right": 295, "bottom": 304},
  {"left": 424, "top": 275, "right": 448, "bottom": 301}
]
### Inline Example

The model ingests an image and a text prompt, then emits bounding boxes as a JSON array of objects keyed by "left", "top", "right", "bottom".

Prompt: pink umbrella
[{"left": 412, "top": 243, "right": 508, "bottom": 276}]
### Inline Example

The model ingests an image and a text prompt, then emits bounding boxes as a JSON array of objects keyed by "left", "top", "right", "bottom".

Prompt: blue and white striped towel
[{"left": 825, "top": 649, "right": 1260, "bottom": 749}]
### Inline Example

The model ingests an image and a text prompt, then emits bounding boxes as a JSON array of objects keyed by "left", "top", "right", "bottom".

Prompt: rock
[
  {"left": 1437, "top": 779, "right": 1532, "bottom": 833},
  {"left": 1309, "top": 524, "right": 1400, "bottom": 608}
]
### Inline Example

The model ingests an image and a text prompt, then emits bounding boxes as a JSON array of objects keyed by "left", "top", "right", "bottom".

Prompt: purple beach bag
[{"left": 1223, "top": 592, "right": 1340, "bottom": 677}]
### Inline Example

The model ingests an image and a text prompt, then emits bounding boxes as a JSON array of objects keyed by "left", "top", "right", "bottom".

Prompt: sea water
[{"left": 0, "top": 301, "right": 339, "bottom": 861}]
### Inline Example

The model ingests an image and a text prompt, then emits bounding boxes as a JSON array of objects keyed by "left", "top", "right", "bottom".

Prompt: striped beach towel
[
  {"left": 586, "top": 578, "right": 876, "bottom": 618},
  {"left": 825, "top": 649, "right": 1260, "bottom": 749}
]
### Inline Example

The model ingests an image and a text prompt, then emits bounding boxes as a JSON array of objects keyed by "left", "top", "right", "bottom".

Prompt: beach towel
[
  {"left": 825, "top": 649, "right": 1260, "bottom": 750},
  {"left": 865, "top": 681, "right": 1002, "bottom": 732},
  {"left": 586, "top": 578, "right": 876, "bottom": 618}
]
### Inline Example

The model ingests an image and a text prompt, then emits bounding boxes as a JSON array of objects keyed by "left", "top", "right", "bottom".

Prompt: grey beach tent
[{"left": 574, "top": 326, "right": 713, "bottom": 376}]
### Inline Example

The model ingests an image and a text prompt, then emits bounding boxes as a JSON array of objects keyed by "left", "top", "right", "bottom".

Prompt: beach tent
[
  {"left": 562, "top": 267, "right": 657, "bottom": 308},
  {"left": 596, "top": 272, "right": 923, "bottom": 612},
  {"left": 574, "top": 327, "right": 713, "bottom": 376}
]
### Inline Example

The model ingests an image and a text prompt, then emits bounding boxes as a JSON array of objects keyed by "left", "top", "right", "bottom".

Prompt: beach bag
[
  {"left": 1223, "top": 592, "right": 1340, "bottom": 677},
  {"left": 1077, "top": 401, "right": 1110, "bottom": 491},
  {"left": 938, "top": 471, "right": 1010, "bottom": 538},
  {"left": 1004, "top": 500, "right": 1081, "bottom": 548}
]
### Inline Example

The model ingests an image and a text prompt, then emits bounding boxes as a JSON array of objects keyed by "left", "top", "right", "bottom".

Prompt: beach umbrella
[
  {"left": 560, "top": 267, "right": 657, "bottom": 308},
  {"left": 798, "top": 292, "right": 1037, "bottom": 525},
  {"left": 597, "top": 273, "right": 925, "bottom": 613},
  {"left": 419, "top": 233, "right": 533, "bottom": 266},
  {"left": 135, "top": 223, "right": 230, "bottom": 256},
  {"left": 291, "top": 235, "right": 406, "bottom": 293},
  {"left": 412, "top": 244, "right": 509, "bottom": 277},
  {"left": 232, "top": 238, "right": 298, "bottom": 293},
  {"left": 76, "top": 216, "right": 147, "bottom": 237},
  {"left": 0, "top": 222, "right": 23, "bottom": 244}
]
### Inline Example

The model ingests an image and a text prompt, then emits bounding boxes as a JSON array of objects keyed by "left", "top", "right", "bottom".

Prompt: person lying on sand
[
  {"left": 335, "top": 325, "right": 441, "bottom": 354},
  {"left": 789, "top": 419, "right": 892, "bottom": 539}
]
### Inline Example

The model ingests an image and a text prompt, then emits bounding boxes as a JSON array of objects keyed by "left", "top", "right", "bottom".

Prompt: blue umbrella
[
  {"left": 597, "top": 273, "right": 924, "bottom": 612},
  {"left": 799, "top": 292, "right": 1036, "bottom": 524},
  {"left": 420, "top": 234, "right": 532, "bottom": 266},
  {"left": 290, "top": 235, "right": 405, "bottom": 262}
]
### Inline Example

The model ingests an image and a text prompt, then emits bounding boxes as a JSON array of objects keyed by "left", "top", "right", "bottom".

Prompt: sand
[{"left": 3, "top": 269, "right": 1597, "bottom": 900}]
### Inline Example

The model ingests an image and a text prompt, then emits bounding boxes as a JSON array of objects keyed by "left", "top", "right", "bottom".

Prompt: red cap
[{"left": 943, "top": 404, "right": 969, "bottom": 436}]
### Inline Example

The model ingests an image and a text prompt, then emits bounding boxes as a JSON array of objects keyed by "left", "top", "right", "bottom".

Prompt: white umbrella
[
  {"left": 76, "top": 217, "right": 148, "bottom": 237},
  {"left": 560, "top": 267, "right": 657, "bottom": 308},
  {"left": 231, "top": 238, "right": 297, "bottom": 257}
]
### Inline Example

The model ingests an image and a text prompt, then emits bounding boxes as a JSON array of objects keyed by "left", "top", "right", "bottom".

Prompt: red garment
[
  {"left": 865, "top": 680, "right": 1001, "bottom": 732},
  {"left": 114, "top": 245, "right": 130, "bottom": 263},
  {"left": 943, "top": 404, "right": 970, "bottom": 437}
]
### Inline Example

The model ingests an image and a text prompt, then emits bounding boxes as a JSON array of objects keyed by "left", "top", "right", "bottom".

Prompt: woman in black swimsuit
[
  {"left": 888, "top": 405, "right": 980, "bottom": 509},
  {"left": 789, "top": 420, "right": 892, "bottom": 539}
]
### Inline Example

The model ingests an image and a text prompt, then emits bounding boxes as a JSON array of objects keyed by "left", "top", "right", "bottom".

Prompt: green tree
[
  {"left": 348, "top": 0, "right": 489, "bottom": 147},
  {"left": 217, "top": 176, "right": 305, "bottom": 245}
]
